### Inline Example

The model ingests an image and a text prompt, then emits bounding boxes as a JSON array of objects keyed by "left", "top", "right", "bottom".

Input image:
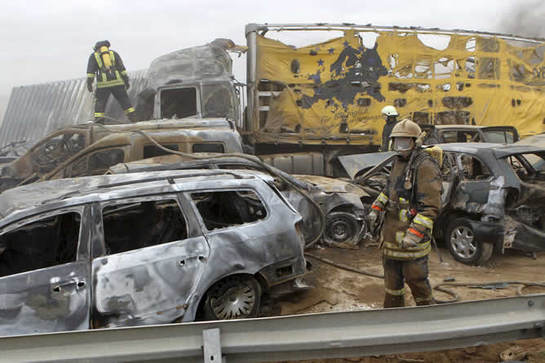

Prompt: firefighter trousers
[
  {"left": 94, "top": 85, "right": 136, "bottom": 122},
  {"left": 382, "top": 256, "right": 434, "bottom": 308}
]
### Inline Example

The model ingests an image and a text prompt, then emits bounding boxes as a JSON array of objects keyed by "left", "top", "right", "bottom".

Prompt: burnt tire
[
  {"left": 202, "top": 275, "right": 261, "bottom": 321},
  {"left": 323, "top": 211, "right": 362, "bottom": 245},
  {"left": 446, "top": 217, "right": 493, "bottom": 265}
]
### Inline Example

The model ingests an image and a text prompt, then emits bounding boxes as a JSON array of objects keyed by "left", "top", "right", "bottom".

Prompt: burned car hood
[{"left": 337, "top": 152, "right": 395, "bottom": 180}]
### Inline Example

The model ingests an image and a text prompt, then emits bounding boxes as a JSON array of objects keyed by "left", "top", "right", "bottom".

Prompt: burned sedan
[
  {"left": 0, "top": 169, "right": 306, "bottom": 336},
  {"left": 356, "top": 143, "right": 545, "bottom": 265}
]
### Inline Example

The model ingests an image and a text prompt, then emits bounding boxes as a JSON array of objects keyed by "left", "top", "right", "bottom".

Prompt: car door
[
  {"left": 91, "top": 195, "right": 209, "bottom": 328},
  {"left": 0, "top": 206, "right": 90, "bottom": 336}
]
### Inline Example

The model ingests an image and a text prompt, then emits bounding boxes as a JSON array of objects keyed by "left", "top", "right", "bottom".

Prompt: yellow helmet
[
  {"left": 381, "top": 105, "right": 398, "bottom": 117},
  {"left": 390, "top": 119, "right": 421, "bottom": 139}
]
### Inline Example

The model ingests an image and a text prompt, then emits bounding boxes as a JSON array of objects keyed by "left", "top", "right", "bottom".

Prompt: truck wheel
[
  {"left": 446, "top": 218, "right": 493, "bottom": 265},
  {"left": 324, "top": 211, "right": 362, "bottom": 245},
  {"left": 203, "top": 275, "right": 261, "bottom": 320}
]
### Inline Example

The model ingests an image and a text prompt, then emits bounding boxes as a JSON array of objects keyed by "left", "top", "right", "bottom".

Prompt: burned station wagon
[{"left": 0, "top": 169, "right": 306, "bottom": 336}]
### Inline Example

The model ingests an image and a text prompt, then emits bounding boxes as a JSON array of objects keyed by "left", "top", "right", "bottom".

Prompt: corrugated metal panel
[{"left": 0, "top": 70, "right": 149, "bottom": 149}]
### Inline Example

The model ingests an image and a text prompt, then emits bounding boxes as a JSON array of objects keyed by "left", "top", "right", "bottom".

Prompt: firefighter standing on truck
[
  {"left": 86, "top": 40, "right": 136, "bottom": 123},
  {"left": 368, "top": 119, "right": 442, "bottom": 308}
]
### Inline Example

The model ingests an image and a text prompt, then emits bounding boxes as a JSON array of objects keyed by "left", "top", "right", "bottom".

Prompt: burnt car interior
[
  {"left": 0, "top": 212, "right": 80, "bottom": 277},
  {"left": 458, "top": 154, "right": 492, "bottom": 180},
  {"left": 102, "top": 200, "right": 187, "bottom": 255},
  {"left": 67, "top": 148, "right": 125, "bottom": 178},
  {"left": 33, "top": 132, "right": 86, "bottom": 174},
  {"left": 191, "top": 190, "right": 267, "bottom": 230}
]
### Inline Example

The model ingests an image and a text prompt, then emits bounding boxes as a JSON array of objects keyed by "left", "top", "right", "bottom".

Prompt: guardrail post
[{"left": 203, "top": 328, "right": 224, "bottom": 363}]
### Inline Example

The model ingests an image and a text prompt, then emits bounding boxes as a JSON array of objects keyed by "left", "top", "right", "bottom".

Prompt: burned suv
[
  {"left": 0, "top": 169, "right": 306, "bottom": 336},
  {"left": 358, "top": 143, "right": 545, "bottom": 265}
]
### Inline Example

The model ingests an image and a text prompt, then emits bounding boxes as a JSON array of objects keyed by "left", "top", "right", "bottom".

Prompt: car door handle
[{"left": 51, "top": 279, "right": 86, "bottom": 293}]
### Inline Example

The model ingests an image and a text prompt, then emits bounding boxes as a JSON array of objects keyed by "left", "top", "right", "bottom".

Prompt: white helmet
[{"left": 381, "top": 105, "right": 398, "bottom": 117}]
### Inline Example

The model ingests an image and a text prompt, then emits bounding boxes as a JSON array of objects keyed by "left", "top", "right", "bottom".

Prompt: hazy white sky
[{"left": 0, "top": 0, "right": 542, "bottom": 119}]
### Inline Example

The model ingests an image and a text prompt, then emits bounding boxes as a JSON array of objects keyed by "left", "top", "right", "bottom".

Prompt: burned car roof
[
  {"left": 0, "top": 169, "right": 274, "bottom": 223},
  {"left": 437, "top": 142, "right": 545, "bottom": 158}
]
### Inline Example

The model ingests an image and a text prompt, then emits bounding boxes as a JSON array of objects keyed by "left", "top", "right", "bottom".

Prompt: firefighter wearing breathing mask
[
  {"left": 368, "top": 119, "right": 441, "bottom": 308},
  {"left": 86, "top": 40, "right": 136, "bottom": 123}
]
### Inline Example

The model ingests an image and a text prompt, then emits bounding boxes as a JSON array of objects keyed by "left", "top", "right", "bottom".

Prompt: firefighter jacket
[
  {"left": 87, "top": 50, "right": 128, "bottom": 88},
  {"left": 371, "top": 149, "right": 442, "bottom": 260}
]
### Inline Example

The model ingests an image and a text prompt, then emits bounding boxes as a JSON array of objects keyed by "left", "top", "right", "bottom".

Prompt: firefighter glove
[
  {"left": 400, "top": 232, "right": 420, "bottom": 249},
  {"left": 86, "top": 78, "right": 93, "bottom": 93}
]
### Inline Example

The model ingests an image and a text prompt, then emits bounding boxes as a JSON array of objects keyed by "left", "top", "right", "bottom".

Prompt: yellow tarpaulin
[{"left": 255, "top": 30, "right": 545, "bottom": 145}]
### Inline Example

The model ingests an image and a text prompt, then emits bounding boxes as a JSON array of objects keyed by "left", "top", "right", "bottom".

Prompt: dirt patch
[{"left": 267, "top": 244, "right": 545, "bottom": 362}]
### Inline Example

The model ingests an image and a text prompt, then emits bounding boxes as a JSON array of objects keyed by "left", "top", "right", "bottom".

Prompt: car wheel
[
  {"left": 323, "top": 211, "right": 362, "bottom": 245},
  {"left": 203, "top": 275, "right": 261, "bottom": 320},
  {"left": 446, "top": 217, "right": 493, "bottom": 265}
]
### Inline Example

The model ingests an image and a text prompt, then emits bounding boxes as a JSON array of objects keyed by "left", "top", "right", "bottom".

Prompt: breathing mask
[{"left": 392, "top": 137, "right": 414, "bottom": 152}]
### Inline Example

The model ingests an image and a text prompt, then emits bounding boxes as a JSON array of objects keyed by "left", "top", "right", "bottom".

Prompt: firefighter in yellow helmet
[
  {"left": 368, "top": 119, "right": 441, "bottom": 308},
  {"left": 86, "top": 40, "right": 136, "bottom": 123}
]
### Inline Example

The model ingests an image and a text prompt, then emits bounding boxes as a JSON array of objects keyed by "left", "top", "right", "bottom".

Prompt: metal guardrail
[{"left": 1, "top": 294, "right": 545, "bottom": 362}]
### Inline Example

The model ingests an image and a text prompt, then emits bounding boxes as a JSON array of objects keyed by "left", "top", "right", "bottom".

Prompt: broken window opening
[
  {"left": 466, "top": 38, "right": 476, "bottom": 52},
  {"left": 465, "top": 57, "right": 476, "bottom": 78},
  {"left": 510, "top": 61, "right": 532, "bottom": 83},
  {"left": 160, "top": 87, "right": 197, "bottom": 119},
  {"left": 417, "top": 34, "right": 451, "bottom": 51},
  {"left": 459, "top": 154, "right": 492, "bottom": 180},
  {"left": 388, "top": 54, "right": 398, "bottom": 71},
  {"left": 434, "top": 58, "right": 455, "bottom": 79},
  {"left": 192, "top": 190, "right": 267, "bottom": 230},
  {"left": 478, "top": 57, "right": 500, "bottom": 80},
  {"left": 202, "top": 84, "right": 236, "bottom": 119},
  {"left": 0, "top": 212, "right": 80, "bottom": 277},
  {"left": 359, "top": 32, "right": 379, "bottom": 49},
  {"left": 263, "top": 30, "right": 347, "bottom": 49},
  {"left": 192, "top": 143, "right": 225, "bottom": 153},
  {"left": 102, "top": 199, "right": 187, "bottom": 256},
  {"left": 414, "top": 59, "right": 433, "bottom": 79},
  {"left": 88, "top": 149, "right": 125, "bottom": 175},
  {"left": 143, "top": 144, "right": 179, "bottom": 159},
  {"left": 440, "top": 130, "right": 480, "bottom": 143},
  {"left": 438, "top": 83, "right": 451, "bottom": 92},
  {"left": 416, "top": 83, "right": 431, "bottom": 92}
]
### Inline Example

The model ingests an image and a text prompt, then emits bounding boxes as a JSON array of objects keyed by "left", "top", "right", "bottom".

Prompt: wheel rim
[
  {"left": 209, "top": 279, "right": 256, "bottom": 320},
  {"left": 325, "top": 213, "right": 358, "bottom": 244},
  {"left": 450, "top": 226, "right": 477, "bottom": 259}
]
